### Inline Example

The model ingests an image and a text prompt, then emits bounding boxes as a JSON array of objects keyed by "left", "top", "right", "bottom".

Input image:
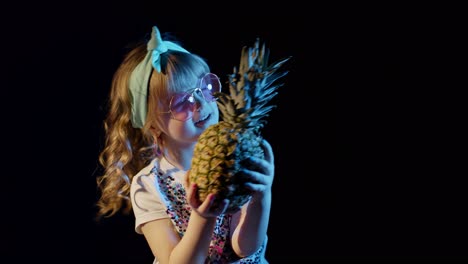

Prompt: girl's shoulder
[
  {"left": 131, "top": 158, "right": 159, "bottom": 185},
  {"left": 131, "top": 157, "right": 185, "bottom": 187}
]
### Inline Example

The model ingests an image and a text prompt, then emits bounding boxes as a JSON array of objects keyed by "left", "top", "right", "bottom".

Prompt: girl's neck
[{"left": 162, "top": 141, "right": 195, "bottom": 171}]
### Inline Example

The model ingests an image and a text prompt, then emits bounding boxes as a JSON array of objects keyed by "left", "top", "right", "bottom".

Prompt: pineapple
[{"left": 188, "top": 38, "right": 290, "bottom": 212}]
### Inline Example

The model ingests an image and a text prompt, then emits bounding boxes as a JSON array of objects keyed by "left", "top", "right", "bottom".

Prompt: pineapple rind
[{"left": 189, "top": 122, "right": 264, "bottom": 210}]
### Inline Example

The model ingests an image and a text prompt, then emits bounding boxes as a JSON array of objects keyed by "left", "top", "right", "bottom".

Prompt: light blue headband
[{"left": 129, "top": 26, "right": 190, "bottom": 128}]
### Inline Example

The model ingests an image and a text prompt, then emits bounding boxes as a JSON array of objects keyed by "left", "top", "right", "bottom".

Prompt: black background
[{"left": 3, "top": 2, "right": 466, "bottom": 263}]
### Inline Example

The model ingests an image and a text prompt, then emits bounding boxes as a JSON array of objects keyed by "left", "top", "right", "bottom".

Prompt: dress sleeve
[{"left": 130, "top": 171, "right": 169, "bottom": 234}]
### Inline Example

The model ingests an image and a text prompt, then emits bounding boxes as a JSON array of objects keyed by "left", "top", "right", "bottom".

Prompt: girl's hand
[
  {"left": 186, "top": 182, "right": 230, "bottom": 218},
  {"left": 239, "top": 139, "right": 275, "bottom": 197}
]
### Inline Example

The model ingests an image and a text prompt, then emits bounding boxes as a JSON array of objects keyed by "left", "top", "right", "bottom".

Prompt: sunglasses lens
[
  {"left": 170, "top": 93, "right": 195, "bottom": 121},
  {"left": 200, "top": 73, "right": 221, "bottom": 101}
]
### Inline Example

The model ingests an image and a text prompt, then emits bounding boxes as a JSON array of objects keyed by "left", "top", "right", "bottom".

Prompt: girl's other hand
[{"left": 239, "top": 139, "right": 275, "bottom": 196}]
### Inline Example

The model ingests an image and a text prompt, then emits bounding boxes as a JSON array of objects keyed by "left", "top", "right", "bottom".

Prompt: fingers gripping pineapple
[{"left": 188, "top": 39, "right": 290, "bottom": 212}]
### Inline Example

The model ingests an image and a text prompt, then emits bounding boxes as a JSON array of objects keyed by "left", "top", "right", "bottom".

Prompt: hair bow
[{"left": 129, "top": 26, "right": 190, "bottom": 128}]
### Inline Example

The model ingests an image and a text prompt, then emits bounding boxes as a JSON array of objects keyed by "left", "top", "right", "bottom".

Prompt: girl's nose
[{"left": 192, "top": 89, "right": 206, "bottom": 111}]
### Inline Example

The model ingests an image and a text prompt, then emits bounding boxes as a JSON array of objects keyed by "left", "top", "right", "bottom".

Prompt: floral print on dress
[{"left": 151, "top": 160, "right": 265, "bottom": 263}]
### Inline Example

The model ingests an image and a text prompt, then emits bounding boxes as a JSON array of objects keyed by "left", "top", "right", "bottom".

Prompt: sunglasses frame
[{"left": 159, "top": 73, "right": 221, "bottom": 121}]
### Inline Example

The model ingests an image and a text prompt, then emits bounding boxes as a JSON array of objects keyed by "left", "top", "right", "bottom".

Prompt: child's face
[
  {"left": 161, "top": 97, "right": 219, "bottom": 144},
  {"left": 159, "top": 73, "right": 221, "bottom": 144}
]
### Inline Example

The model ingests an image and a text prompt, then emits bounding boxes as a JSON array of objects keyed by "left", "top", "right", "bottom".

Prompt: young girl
[{"left": 96, "top": 25, "right": 275, "bottom": 263}]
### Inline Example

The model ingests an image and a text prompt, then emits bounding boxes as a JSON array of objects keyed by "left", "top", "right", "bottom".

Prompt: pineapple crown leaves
[{"left": 216, "top": 38, "right": 291, "bottom": 131}]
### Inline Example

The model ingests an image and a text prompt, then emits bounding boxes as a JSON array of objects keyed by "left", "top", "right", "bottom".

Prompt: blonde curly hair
[{"left": 96, "top": 41, "right": 211, "bottom": 218}]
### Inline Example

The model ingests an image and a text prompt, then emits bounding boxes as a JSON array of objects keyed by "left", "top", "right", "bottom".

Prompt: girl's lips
[{"left": 194, "top": 114, "right": 211, "bottom": 127}]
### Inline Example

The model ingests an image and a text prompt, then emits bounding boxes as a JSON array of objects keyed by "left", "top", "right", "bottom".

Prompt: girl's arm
[{"left": 230, "top": 139, "right": 275, "bottom": 257}]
